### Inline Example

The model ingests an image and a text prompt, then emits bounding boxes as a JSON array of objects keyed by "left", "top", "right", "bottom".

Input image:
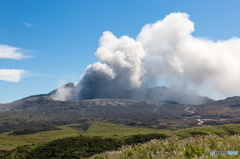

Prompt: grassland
[
  {"left": 1, "top": 121, "right": 240, "bottom": 152},
  {"left": 90, "top": 135, "right": 240, "bottom": 159},
  {"left": 0, "top": 122, "right": 167, "bottom": 150}
]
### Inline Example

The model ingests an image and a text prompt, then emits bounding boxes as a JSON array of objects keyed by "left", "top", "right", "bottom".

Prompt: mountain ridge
[
  {"left": 11, "top": 83, "right": 215, "bottom": 105},
  {"left": 1, "top": 83, "right": 239, "bottom": 122}
]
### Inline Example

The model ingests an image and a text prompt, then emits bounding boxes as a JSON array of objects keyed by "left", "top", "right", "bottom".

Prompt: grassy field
[
  {"left": 173, "top": 124, "right": 240, "bottom": 139},
  {"left": 85, "top": 122, "right": 170, "bottom": 138},
  {"left": 90, "top": 135, "right": 240, "bottom": 159},
  {"left": 0, "top": 122, "right": 168, "bottom": 150},
  {"left": 0, "top": 125, "right": 78, "bottom": 150},
  {"left": 0, "top": 122, "right": 240, "bottom": 158},
  {"left": 1, "top": 121, "right": 240, "bottom": 151}
]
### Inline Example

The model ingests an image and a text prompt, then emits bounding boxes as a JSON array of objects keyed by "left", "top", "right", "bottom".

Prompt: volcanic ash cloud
[
  {"left": 76, "top": 31, "right": 146, "bottom": 100},
  {"left": 54, "top": 12, "right": 240, "bottom": 101}
]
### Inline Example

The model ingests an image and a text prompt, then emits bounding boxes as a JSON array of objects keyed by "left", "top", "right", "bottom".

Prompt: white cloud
[
  {"left": 24, "top": 22, "right": 32, "bottom": 27},
  {"left": 0, "top": 69, "right": 27, "bottom": 82},
  {"left": 0, "top": 44, "right": 31, "bottom": 82},
  {"left": 0, "top": 44, "right": 31, "bottom": 60},
  {"left": 137, "top": 12, "right": 240, "bottom": 97}
]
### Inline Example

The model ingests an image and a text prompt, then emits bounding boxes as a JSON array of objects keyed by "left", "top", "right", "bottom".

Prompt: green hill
[
  {"left": 90, "top": 135, "right": 240, "bottom": 159},
  {"left": 0, "top": 122, "right": 169, "bottom": 151},
  {"left": 0, "top": 123, "right": 240, "bottom": 158}
]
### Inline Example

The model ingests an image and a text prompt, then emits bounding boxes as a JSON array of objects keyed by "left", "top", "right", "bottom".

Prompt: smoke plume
[
  {"left": 53, "top": 12, "right": 240, "bottom": 102},
  {"left": 76, "top": 31, "right": 145, "bottom": 100},
  {"left": 138, "top": 12, "right": 240, "bottom": 98}
]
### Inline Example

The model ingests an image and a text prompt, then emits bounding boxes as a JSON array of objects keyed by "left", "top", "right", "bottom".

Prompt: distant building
[
  {"left": 200, "top": 116, "right": 219, "bottom": 120},
  {"left": 184, "top": 116, "right": 219, "bottom": 120},
  {"left": 192, "top": 116, "right": 201, "bottom": 119}
]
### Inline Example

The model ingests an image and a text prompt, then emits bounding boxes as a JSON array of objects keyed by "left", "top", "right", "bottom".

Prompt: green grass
[
  {"left": 0, "top": 122, "right": 170, "bottom": 150},
  {"left": 84, "top": 122, "right": 169, "bottom": 138},
  {"left": 90, "top": 135, "right": 240, "bottom": 159},
  {"left": 0, "top": 125, "right": 77, "bottom": 150},
  {"left": 173, "top": 124, "right": 240, "bottom": 139},
  {"left": 1, "top": 121, "right": 240, "bottom": 152},
  {"left": 0, "top": 113, "right": 55, "bottom": 125},
  {"left": 0, "top": 123, "right": 86, "bottom": 150}
]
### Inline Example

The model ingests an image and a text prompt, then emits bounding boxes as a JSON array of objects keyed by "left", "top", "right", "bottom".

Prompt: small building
[{"left": 192, "top": 116, "right": 201, "bottom": 119}]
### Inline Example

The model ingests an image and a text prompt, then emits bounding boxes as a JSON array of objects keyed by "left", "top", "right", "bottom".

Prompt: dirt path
[{"left": 184, "top": 106, "right": 195, "bottom": 114}]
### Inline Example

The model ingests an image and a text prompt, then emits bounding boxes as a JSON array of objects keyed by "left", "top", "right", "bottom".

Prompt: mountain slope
[
  {"left": 196, "top": 96, "right": 240, "bottom": 117},
  {"left": 22, "top": 83, "right": 215, "bottom": 105},
  {"left": 0, "top": 97, "right": 189, "bottom": 119},
  {"left": 3, "top": 83, "right": 240, "bottom": 123},
  {"left": 1, "top": 94, "right": 239, "bottom": 120}
]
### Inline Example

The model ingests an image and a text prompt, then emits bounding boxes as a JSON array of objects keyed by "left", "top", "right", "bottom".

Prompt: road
[{"left": 184, "top": 106, "right": 195, "bottom": 114}]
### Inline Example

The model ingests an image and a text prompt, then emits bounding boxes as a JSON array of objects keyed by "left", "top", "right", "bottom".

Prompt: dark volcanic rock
[
  {"left": 0, "top": 83, "right": 220, "bottom": 120},
  {"left": 0, "top": 96, "right": 190, "bottom": 119},
  {"left": 0, "top": 94, "right": 239, "bottom": 120},
  {"left": 46, "top": 83, "right": 215, "bottom": 105}
]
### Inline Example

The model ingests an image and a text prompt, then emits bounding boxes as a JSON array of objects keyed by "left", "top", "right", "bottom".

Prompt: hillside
[
  {"left": 90, "top": 135, "right": 240, "bottom": 158},
  {"left": 196, "top": 96, "right": 240, "bottom": 117},
  {"left": 0, "top": 94, "right": 240, "bottom": 133},
  {"left": 0, "top": 122, "right": 167, "bottom": 150},
  {"left": 6, "top": 83, "right": 215, "bottom": 105},
  {"left": 1, "top": 123, "right": 240, "bottom": 158},
  {"left": 0, "top": 97, "right": 190, "bottom": 119},
  {"left": 0, "top": 95, "right": 239, "bottom": 120}
]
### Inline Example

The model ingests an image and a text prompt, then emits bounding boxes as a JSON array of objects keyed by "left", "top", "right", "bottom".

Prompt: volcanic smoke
[{"left": 52, "top": 12, "right": 240, "bottom": 102}]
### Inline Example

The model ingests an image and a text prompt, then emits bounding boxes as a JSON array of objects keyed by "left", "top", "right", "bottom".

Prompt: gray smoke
[
  {"left": 53, "top": 12, "right": 240, "bottom": 102},
  {"left": 76, "top": 31, "right": 145, "bottom": 100}
]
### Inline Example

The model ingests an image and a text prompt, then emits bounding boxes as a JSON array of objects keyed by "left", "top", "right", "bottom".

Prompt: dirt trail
[{"left": 184, "top": 106, "right": 195, "bottom": 114}]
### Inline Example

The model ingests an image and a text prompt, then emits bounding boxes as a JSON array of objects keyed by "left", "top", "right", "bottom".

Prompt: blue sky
[{"left": 1, "top": 0, "right": 240, "bottom": 103}]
